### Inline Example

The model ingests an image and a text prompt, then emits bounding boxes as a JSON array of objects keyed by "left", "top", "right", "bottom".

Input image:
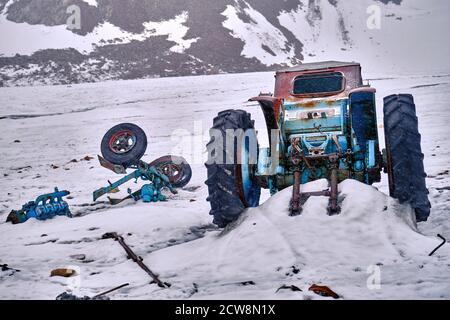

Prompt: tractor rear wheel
[
  {"left": 205, "top": 110, "right": 261, "bottom": 227},
  {"left": 383, "top": 94, "right": 431, "bottom": 222}
]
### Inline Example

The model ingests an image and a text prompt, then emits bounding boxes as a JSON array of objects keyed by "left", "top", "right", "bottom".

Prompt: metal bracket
[
  {"left": 289, "top": 138, "right": 343, "bottom": 216},
  {"left": 98, "top": 155, "right": 127, "bottom": 175}
]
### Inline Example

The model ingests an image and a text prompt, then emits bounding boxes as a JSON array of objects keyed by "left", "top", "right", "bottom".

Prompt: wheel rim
[
  {"left": 159, "top": 162, "right": 183, "bottom": 184},
  {"left": 108, "top": 130, "right": 137, "bottom": 154}
]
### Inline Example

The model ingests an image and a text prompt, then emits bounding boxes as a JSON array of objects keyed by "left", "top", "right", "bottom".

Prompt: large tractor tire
[
  {"left": 383, "top": 94, "right": 431, "bottom": 222},
  {"left": 101, "top": 123, "right": 147, "bottom": 168},
  {"left": 205, "top": 110, "right": 261, "bottom": 227}
]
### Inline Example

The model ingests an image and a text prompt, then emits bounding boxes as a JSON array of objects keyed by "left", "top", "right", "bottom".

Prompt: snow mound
[{"left": 149, "top": 179, "right": 450, "bottom": 299}]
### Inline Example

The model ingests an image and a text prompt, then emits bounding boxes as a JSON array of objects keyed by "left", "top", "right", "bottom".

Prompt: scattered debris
[
  {"left": 66, "top": 156, "right": 94, "bottom": 165},
  {"left": 70, "top": 254, "right": 87, "bottom": 261},
  {"left": 92, "top": 283, "right": 130, "bottom": 299},
  {"left": 24, "top": 238, "right": 58, "bottom": 246},
  {"left": 1, "top": 264, "right": 21, "bottom": 272},
  {"left": 12, "top": 165, "right": 31, "bottom": 171},
  {"left": 6, "top": 187, "right": 72, "bottom": 224},
  {"left": 308, "top": 284, "right": 340, "bottom": 299},
  {"left": 51, "top": 164, "right": 59, "bottom": 169},
  {"left": 184, "top": 186, "right": 201, "bottom": 192},
  {"left": 291, "top": 266, "right": 300, "bottom": 274},
  {"left": 94, "top": 124, "right": 192, "bottom": 205},
  {"left": 276, "top": 285, "right": 302, "bottom": 293},
  {"left": 94, "top": 156, "right": 188, "bottom": 205},
  {"left": 107, "top": 189, "right": 140, "bottom": 206},
  {"left": 429, "top": 234, "right": 447, "bottom": 256},
  {"left": 56, "top": 292, "right": 109, "bottom": 300},
  {"left": 50, "top": 268, "right": 78, "bottom": 278},
  {"left": 190, "top": 283, "right": 199, "bottom": 295},
  {"left": 102, "top": 232, "right": 170, "bottom": 288},
  {"left": 429, "top": 170, "right": 449, "bottom": 178}
]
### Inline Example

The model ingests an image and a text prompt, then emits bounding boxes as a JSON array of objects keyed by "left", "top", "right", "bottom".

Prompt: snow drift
[
  {"left": 0, "top": 71, "right": 449, "bottom": 299},
  {"left": 149, "top": 179, "right": 449, "bottom": 300},
  {"left": 2, "top": 179, "right": 447, "bottom": 300}
]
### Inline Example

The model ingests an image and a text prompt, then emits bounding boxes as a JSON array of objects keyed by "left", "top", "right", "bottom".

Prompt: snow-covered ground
[{"left": 0, "top": 70, "right": 449, "bottom": 299}]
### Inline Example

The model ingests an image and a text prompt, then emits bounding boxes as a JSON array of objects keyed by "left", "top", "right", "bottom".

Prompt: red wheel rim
[
  {"left": 159, "top": 163, "right": 183, "bottom": 183},
  {"left": 108, "top": 130, "right": 137, "bottom": 154}
]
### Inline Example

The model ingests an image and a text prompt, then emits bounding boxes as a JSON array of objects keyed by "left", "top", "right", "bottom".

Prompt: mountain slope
[{"left": 0, "top": 0, "right": 448, "bottom": 86}]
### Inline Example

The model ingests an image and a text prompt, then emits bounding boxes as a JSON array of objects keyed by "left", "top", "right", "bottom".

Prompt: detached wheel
[
  {"left": 101, "top": 123, "right": 147, "bottom": 168},
  {"left": 205, "top": 110, "right": 261, "bottom": 227},
  {"left": 149, "top": 156, "right": 192, "bottom": 188},
  {"left": 383, "top": 94, "right": 431, "bottom": 222}
]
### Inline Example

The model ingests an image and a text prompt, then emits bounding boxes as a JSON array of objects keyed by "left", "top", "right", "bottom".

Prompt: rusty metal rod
[
  {"left": 328, "top": 155, "right": 340, "bottom": 215},
  {"left": 102, "top": 232, "right": 168, "bottom": 288},
  {"left": 301, "top": 190, "right": 331, "bottom": 197},
  {"left": 303, "top": 153, "right": 341, "bottom": 160},
  {"left": 92, "top": 283, "right": 130, "bottom": 299},
  {"left": 290, "top": 170, "right": 302, "bottom": 216}
]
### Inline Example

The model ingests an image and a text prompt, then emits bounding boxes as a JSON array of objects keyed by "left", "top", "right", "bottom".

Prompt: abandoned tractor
[{"left": 205, "top": 61, "right": 430, "bottom": 227}]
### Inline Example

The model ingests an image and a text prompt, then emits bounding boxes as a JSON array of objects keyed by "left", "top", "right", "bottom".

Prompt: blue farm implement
[
  {"left": 6, "top": 188, "right": 72, "bottom": 224},
  {"left": 205, "top": 61, "right": 431, "bottom": 227},
  {"left": 93, "top": 123, "right": 192, "bottom": 205}
]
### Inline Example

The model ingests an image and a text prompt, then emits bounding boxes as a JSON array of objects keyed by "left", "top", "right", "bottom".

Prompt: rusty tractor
[{"left": 205, "top": 61, "right": 431, "bottom": 227}]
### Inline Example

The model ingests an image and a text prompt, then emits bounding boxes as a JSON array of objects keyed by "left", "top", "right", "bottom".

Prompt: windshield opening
[{"left": 293, "top": 72, "right": 344, "bottom": 95}]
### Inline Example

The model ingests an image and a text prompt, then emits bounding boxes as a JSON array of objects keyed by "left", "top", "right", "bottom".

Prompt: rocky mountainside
[{"left": 0, "top": 0, "right": 447, "bottom": 86}]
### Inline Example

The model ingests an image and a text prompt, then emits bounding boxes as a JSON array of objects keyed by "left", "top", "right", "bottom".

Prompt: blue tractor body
[
  {"left": 256, "top": 92, "right": 380, "bottom": 187},
  {"left": 251, "top": 62, "right": 381, "bottom": 199}
]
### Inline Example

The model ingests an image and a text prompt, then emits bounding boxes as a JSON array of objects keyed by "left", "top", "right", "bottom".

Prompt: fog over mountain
[{"left": 0, "top": 0, "right": 448, "bottom": 86}]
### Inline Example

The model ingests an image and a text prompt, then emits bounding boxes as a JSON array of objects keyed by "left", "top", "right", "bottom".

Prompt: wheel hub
[
  {"left": 108, "top": 130, "right": 136, "bottom": 154},
  {"left": 159, "top": 163, "right": 182, "bottom": 184}
]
